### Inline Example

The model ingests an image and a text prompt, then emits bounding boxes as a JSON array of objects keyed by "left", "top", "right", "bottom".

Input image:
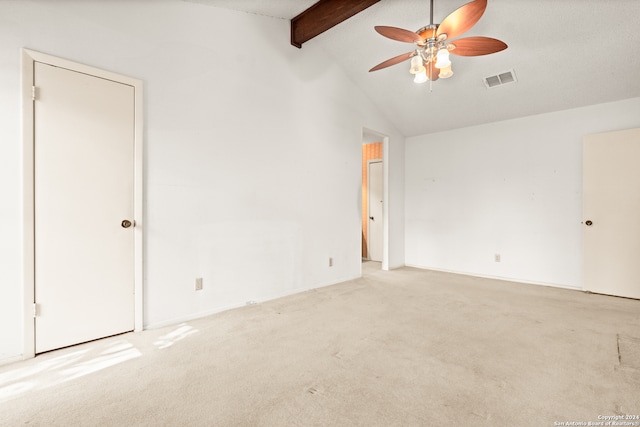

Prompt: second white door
[
  {"left": 34, "top": 61, "right": 135, "bottom": 353},
  {"left": 368, "top": 161, "right": 383, "bottom": 262},
  {"left": 583, "top": 128, "right": 640, "bottom": 300}
]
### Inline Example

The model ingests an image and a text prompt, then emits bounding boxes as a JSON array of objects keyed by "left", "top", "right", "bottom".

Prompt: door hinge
[
  {"left": 33, "top": 303, "right": 39, "bottom": 318},
  {"left": 31, "top": 86, "right": 37, "bottom": 101}
]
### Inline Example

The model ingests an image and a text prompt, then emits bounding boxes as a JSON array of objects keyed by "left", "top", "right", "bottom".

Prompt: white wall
[
  {"left": 0, "top": 0, "right": 404, "bottom": 361},
  {"left": 405, "top": 97, "right": 640, "bottom": 288}
]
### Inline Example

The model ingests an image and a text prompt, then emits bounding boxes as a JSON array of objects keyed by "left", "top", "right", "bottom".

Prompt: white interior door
[
  {"left": 368, "top": 161, "right": 383, "bottom": 262},
  {"left": 34, "top": 61, "right": 135, "bottom": 353},
  {"left": 583, "top": 128, "right": 640, "bottom": 299}
]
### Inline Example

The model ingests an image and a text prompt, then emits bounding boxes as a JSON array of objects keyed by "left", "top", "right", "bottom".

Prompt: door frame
[
  {"left": 21, "top": 49, "right": 144, "bottom": 359},
  {"left": 367, "top": 159, "right": 383, "bottom": 262},
  {"left": 361, "top": 128, "right": 389, "bottom": 271}
]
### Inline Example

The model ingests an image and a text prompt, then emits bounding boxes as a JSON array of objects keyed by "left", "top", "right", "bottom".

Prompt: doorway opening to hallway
[{"left": 361, "top": 128, "right": 388, "bottom": 271}]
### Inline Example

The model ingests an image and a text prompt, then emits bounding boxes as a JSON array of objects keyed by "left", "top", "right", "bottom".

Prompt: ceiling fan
[{"left": 369, "top": 0, "right": 507, "bottom": 83}]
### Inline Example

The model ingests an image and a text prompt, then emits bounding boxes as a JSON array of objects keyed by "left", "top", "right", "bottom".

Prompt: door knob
[
  {"left": 585, "top": 220, "right": 593, "bottom": 226},
  {"left": 121, "top": 219, "right": 133, "bottom": 228}
]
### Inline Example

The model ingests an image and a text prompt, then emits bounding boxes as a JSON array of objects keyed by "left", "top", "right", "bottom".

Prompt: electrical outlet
[
  {"left": 495, "top": 254, "right": 501, "bottom": 263},
  {"left": 329, "top": 257, "right": 333, "bottom": 267},
  {"left": 195, "top": 277, "right": 203, "bottom": 291}
]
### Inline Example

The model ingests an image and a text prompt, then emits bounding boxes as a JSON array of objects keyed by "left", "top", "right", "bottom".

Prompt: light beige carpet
[{"left": 1, "top": 264, "right": 639, "bottom": 426}]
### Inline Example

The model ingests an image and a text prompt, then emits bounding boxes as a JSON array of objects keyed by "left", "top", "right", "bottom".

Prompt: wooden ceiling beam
[{"left": 291, "top": 0, "right": 380, "bottom": 48}]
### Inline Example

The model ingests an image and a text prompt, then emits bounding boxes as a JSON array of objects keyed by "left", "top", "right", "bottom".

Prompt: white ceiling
[
  {"left": 185, "top": 0, "right": 640, "bottom": 136},
  {"left": 182, "top": 0, "right": 317, "bottom": 19}
]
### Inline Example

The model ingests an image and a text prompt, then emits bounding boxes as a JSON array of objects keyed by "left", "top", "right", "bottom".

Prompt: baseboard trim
[
  {"left": 145, "top": 274, "right": 361, "bottom": 330},
  {"left": 0, "top": 355, "right": 28, "bottom": 367},
  {"left": 404, "top": 264, "right": 582, "bottom": 291},
  {"left": 387, "top": 263, "right": 406, "bottom": 270}
]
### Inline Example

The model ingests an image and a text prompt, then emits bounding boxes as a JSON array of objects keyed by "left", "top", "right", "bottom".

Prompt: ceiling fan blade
[
  {"left": 436, "top": 0, "right": 487, "bottom": 40},
  {"left": 375, "top": 26, "right": 424, "bottom": 44},
  {"left": 369, "top": 52, "right": 414, "bottom": 72},
  {"left": 449, "top": 37, "right": 507, "bottom": 56},
  {"left": 427, "top": 61, "right": 440, "bottom": 81}
]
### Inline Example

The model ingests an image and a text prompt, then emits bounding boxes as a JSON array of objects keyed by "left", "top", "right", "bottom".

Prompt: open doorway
[{"left": 361, "top": 128, "right": 388, "bottom": 272}]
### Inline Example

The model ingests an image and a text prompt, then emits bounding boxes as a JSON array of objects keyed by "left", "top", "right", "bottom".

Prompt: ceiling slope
[{"left": 184, "top": 0, "right": 640, "bottom": 137}]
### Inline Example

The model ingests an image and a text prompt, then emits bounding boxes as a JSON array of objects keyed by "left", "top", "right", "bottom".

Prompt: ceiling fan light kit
[{"left": 370, "top": 0, "right": 507, "bottom": 88}]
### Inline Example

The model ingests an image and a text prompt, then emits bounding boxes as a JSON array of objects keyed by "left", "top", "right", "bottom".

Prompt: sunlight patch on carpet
[
  {"left": 0, "top": 341, "right": 140, "bottom": 402},
  {"left": 153, "top": 323, "right": 199, "bottom": 349}
]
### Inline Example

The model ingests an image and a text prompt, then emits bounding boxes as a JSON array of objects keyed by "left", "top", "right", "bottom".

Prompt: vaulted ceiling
[{"left": 185, "top": 0, "right": 640, "bottom": 137}]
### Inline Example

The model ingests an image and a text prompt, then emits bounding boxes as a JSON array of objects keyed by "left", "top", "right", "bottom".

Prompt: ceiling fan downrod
[{"left": 430, "top": 0, "right": 434, "bottom": 26}]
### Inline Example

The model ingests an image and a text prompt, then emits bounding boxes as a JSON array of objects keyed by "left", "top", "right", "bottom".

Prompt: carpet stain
[
  {"left": 306, "top": 386, "right": 321, "bottom": 395},
  {"left": 617, "top": 334, "right": 622, "bottom": 364},
  {"left": 617, "top": 334, "right": 640, "bottom": 370}
]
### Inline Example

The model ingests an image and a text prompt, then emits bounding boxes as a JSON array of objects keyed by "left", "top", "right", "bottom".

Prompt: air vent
[{"left": 483, "top": 69, "right": 517, "bottom": 88}]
